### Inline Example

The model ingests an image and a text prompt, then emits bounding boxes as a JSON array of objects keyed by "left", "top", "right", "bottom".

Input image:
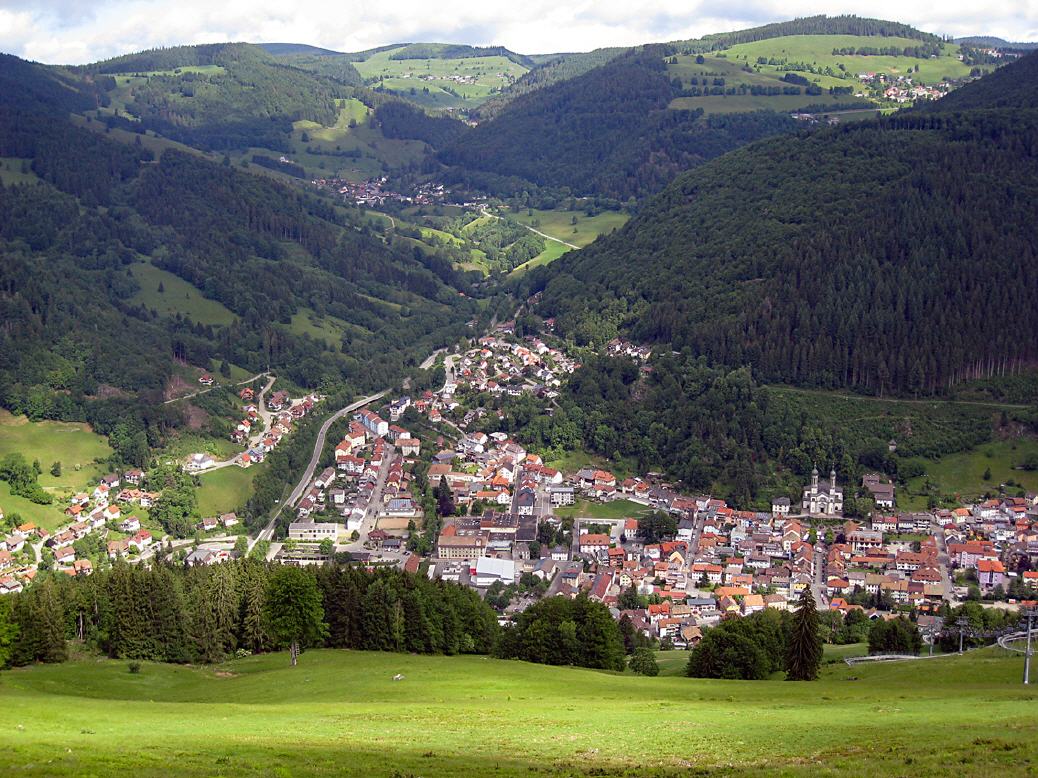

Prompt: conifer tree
[{"left": 785, "top": 588, "right": 822, "bottom": 681}]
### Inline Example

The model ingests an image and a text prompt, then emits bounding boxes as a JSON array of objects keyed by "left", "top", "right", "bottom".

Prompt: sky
[{"left": 1, "top": 0, "right": 1036, "bottom": 65}]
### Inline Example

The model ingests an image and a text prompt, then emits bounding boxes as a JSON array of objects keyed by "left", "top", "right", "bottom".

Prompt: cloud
[{"left": 0, "top": 0, "right": 1035, "bottom": 64}]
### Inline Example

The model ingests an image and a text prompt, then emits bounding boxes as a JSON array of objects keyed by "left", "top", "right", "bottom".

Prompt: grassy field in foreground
[{"left": 1, "top": 647, "right": 1036, "bottom": 776}]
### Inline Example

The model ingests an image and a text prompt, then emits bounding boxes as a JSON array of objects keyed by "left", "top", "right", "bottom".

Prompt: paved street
[{"left": 250, "top": 390, "right": 388, "bottom": 551}]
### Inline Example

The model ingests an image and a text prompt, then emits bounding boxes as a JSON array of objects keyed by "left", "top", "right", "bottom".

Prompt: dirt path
[
  {"left": 480, "top": 207, "right": 580, "bottom": 250},
  {"left": 164, "top": 372, "right": 268, "bottom": 405}
]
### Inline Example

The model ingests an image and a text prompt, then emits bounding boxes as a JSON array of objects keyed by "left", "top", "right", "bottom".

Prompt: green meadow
[
  {"left": 0, "top": 157, "right": 42, "bottom": 186},
  {"left": 1, "top": 647, "right": 1035, "bottom": 776},
  {"left": 510, "top": 239, "right": 570, "bottom": 275},
  {"left": 719, "top": 35, "right": 973, "bottom": 85},
  {"left": 555, "top": 498, "right": 650, "bottom": 521},
  {"left": 902, "top": 438, "right": 1038, "bottom": 510},
  {"left": 0, "top": 411, "right": 112, "bottom": 529},
  {"left": 128, "top": 262, "right": 237, "bottom": 327},
  {"left": 353, "top": 48, "right": 527, "bottom": 109},
  {"left": 511, "top": 208, "right": 629, "bottom": 249},
  {"left": 195, "top": 463, "right": 265, "bottom": 517}
]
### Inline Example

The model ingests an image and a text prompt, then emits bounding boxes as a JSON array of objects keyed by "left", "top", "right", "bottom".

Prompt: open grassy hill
[
  {"left": 351, "top": 45, "right": 529, "bottom": 110},
  {"left": 1, "top": 647, "right": 1035, "bottom": 776}
]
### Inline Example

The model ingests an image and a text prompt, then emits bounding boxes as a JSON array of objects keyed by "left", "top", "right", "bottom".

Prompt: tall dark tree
[{"left": 785, "top": 588, "right": 822, "bottom": 681}]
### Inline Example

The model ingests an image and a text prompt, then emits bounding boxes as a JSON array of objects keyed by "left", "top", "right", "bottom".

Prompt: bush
[
  {"left": 629, "top": 647, "right": 659, "bottom": 676},
  {"left": 128, "top": 661, "right": 142, "bottom": 674},
  {"left": 687, "top": 629, "right": 769, "bottom": 680}
]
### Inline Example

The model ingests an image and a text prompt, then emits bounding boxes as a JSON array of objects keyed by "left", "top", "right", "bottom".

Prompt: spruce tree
[{"left": 785, "top": 588, "right": 823, "bottom": 681}]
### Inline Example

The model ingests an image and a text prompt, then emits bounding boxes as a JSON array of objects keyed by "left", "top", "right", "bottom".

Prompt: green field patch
[
  {"left": 287, "top": 309, "right": 352, "bottom": 346},
  {"left": 0, "top": 411, "right": 115, "bottom": 530},
  {"left": 0, "top": 481, "right": 76, "bottom": 532},
  {"left": 555, "top": 498, "right": 649, "bottom": 521},
  {"left": 903, "top": 438, "right": 1038, "bottom": 509},
  {"left": 511, "top": 208, "right": 628, "bottom": 248},
  {"left": 1, "top": 648, "right": 1036, "bottom": 776},
  {"left": 719, "top": 35, "right": 973, "bottom": 85},
  {"left": 353, "top": 49, "right": 527, "bottom": 109},
  {"left": 0, "top": 157, "right": 41, "bottom": 186},
  {"left": 0, "top": 411, "right": 111, "bottom": 489},
  {"left": 510, "top": 240, "right": 570, "bottom": 275},
  {"left": 195, "top": 463, "right": 264, "bottom": 516},
  {"left": 0, "top": 412, "right": 112, "bottom": 520},
  {"left": 128, "top": 262, "right": 237, "bottom": 327}
]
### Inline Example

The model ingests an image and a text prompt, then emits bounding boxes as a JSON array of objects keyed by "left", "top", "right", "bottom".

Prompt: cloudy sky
[{"left": 1, "top": 0, "right": 1035, "bottom": 65}]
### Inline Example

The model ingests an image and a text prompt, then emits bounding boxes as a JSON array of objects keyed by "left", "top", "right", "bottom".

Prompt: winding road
[{"left": 164, "top": 371, "right": 268, "bottom": 405}]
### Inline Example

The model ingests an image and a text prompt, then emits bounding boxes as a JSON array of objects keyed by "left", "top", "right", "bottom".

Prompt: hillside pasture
[
  {"left": 0, "top": 648, "right": 1035, "bottom": 776},
  {"left": 0, "top": 157, "right": 42, "bottom": 186},
  {"left": 353, "top": 48, "right": 528, "bottom": 109},
  {"left": 902, "top": 437, "right": 1038, "bottom": 510},
  {"left": 0, "top": 411, "right": 112, "bottom": 530},
  {"left": 511, "top": 207, "right": 628, "bottom": 248},
  {"left": 719, "top": 35, "right": 974, "bottom": 85},
  {"left": 195, "top": 463, "right": 264, "bottom": 516},
  {"left": 128, "top": 262, "right": 237, "bottom": 327}
]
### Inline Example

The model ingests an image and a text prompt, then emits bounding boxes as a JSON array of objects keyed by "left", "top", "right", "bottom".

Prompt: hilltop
[
  {"left": 441, "top": 15, "right": 983, "bottom": 199},
  {"left": 1, "top": 648, "right": 1035, "bottom": 776},
  {"left": 531, "top": 51, "right": 1038, "bottom": 394}
]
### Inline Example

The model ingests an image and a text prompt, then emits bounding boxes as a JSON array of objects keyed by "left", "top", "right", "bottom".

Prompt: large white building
[
  {"left": 474, "top": 556, "right": 516, "bottom": 587},
  {"left": 802, "top": 467, "right": 843, "bottom": 516},
  {"left": 288, "top": 521, "right": 338, "bottom": 542}
]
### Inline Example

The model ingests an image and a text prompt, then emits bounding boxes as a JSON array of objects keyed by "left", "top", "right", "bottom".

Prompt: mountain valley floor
[{"left": 1, "top": 647, "right": 1035, "bottom": 776}]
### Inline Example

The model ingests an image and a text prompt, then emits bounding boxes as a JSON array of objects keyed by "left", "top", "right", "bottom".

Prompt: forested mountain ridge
[
  {"left": 679, "top": 14, "right": 941, "bottom": 52},
  {"left": 0, "top": 52, "right": 476, "bottom": 462},
  {"left": 439, "top": 15, "right": 965, "bottom": 200},
  {"left": 528, "top": 51, "right": 1038, "bottom": 397},
  {"left": 440, "top": 47, "right": 798, "bottom": 200},
  {"left": 79, "top": 43, "right": 361, "bottom": 151}
]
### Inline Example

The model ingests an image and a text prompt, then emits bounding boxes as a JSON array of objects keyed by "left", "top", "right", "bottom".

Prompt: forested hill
[
  {"left": 529, "top": 52, "right": 1038, "bottom": 397},
  {"left": 475, "top": 15, "right": 932, "bottom": 120},
  {"left": 440, "top": 47, "right": 797, "bottom": 200},
  {"left": 80, "top": 43, "right": 361, "bottom": 150},
  {"left": 0, "top": 52, "right": 475, "bottom": 460},
  {"left": 683, "top": 14, "right": 940, "bottom": 51}
]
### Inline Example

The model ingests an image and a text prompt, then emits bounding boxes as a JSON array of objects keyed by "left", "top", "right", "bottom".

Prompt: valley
[{"left": 1, "top": 12, "right": 1037, "bottom": 774}]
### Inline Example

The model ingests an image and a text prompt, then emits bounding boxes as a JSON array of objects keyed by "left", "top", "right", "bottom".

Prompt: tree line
[{"left": 2, "top": 559, "right": 499, "bottom": 668}]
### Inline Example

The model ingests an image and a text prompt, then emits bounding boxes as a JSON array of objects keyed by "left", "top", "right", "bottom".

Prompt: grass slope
[
  {"left": 195, "top": 463, "right": 265, "bottom": 516},
  {"left": 512, "top": 208, "right": 629, "bottom": 249},
  {"left": 353, "top": 48, "right": 528, "bottom": 109},
  {"left": 128, "top": 262, "right": 237, "bottom": 327},
  {"left": 0, "top": 411, "right": 112, "bottom": 529},
  {"left": 1, "top": 648, "right": 1035, "bottom": 776},
  {"left": 719, "top": 35, "right": 973, "bottom": 85}
]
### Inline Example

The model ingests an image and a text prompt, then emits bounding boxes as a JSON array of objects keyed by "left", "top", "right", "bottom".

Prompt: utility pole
[
  {"left": 1024, "top": 608, "right": 1034, "bottom": 685},
  {"left": 957, "top": 615, "right": 970, "bottom": 654}
]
